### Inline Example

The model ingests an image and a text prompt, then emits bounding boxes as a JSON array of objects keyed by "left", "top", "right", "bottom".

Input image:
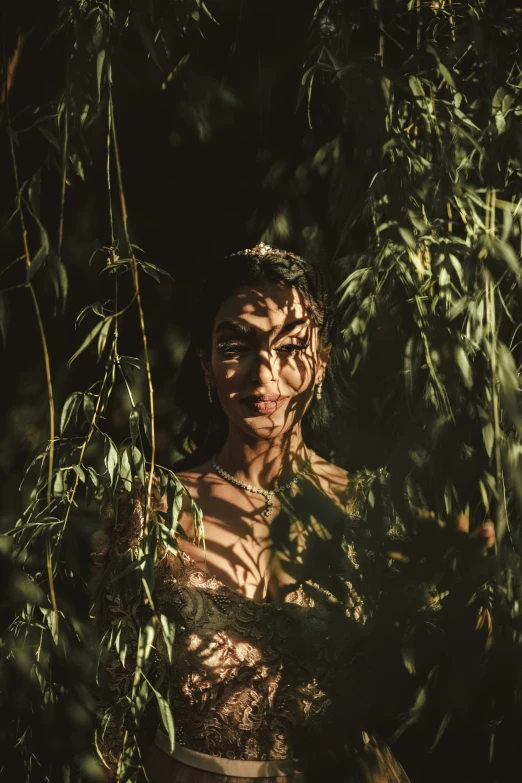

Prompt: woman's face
[{"left": 204, "top": 283, "right": 328, "bottom": 441}]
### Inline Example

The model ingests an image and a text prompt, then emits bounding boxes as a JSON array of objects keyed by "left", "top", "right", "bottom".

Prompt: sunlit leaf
[
  {"left": 67, "top": 320, "right": 105, "bottom": 367},
  {"left": 96, "top": 49, "right": 106, "bottom": 104},
  {"left": 159, "top": 613, "right": 176, "bottom": 665},
  {"left": 97, "top": 318, "right": 112, "bottom": 359},
  {"left": 104, "top": 437, "right": 118, "bottom": 485},
  {"left": 454, "top": 345, "right": 472, "bottom": 389},
  {"left": 155, "top": 690, "right": 175, "bottom": 750},
  {"left": 60, "top": 392, "right": 82, "bottom": 434},
  {"left": 26, "top": 245, "right": 48, "bottom": 282},
  {"left": 129, "top": 408, "right": 140, "bottom": 445},
  {"left": 131, "top": 445, "right": 145, "bottom": 486},
  {"left": 119, "top": 448, "right": 132, "bottom": 491}
]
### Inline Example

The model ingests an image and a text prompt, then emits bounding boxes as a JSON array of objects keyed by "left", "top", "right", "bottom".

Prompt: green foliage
[
  {"left": 303, "top": 1, "right": 522, "bottom": 768},
  {"left": 313, "top": 2, "right": 522, "bottom": 527}
]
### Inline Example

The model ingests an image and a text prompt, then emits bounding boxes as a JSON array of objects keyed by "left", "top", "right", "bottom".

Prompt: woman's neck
[{"left": 216, "top": 425, "right": 310, "bottom": 491}]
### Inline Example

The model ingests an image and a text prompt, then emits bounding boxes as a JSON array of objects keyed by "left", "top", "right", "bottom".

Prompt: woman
[{"left": 96, "top": 243, "right": 492, "bottom": 782}]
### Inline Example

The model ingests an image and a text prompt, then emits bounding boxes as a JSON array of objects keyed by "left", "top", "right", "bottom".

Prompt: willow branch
[
  {"left": 0, "top": 32, "right": 23, "bottom": 124},
  {"left": 61, "top": 356, "right": 113, "bottom": 531},
  {"left": 485, "top": 187, "right": 507, "bottom": 544},
  {"left": 5, "top": 62, "right": 57, "bottom": 609},
  {"left": 57, "top": 98, "right": 69, "bottom": 257},
  {"left": 7, "top": 149, "right": 56, "bottom": 511},
  {"left": 378, "top": 11, "right": 384, "bottom": 68},
  {"left": 110, "top": 94, "right": 156, "bottom": 530}
]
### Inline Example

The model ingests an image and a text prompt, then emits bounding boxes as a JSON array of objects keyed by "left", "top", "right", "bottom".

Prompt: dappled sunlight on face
[{"left": 208, "top": 283, "right": 326, "bottom": 442}]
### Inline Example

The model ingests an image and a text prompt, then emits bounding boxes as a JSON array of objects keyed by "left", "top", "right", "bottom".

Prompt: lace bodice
[
  {"left": 154, "top": 551, "right": 366, "bottom": 760},
  {"left": 94, "top": 469, "right": 410, "bottom": 778}
]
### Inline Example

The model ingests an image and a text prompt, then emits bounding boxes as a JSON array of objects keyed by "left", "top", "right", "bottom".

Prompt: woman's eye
[
  {"left": 217, "top": 341, "right": 250, "bottom": 356},
  {"left": 276, "top": 342, "right": 308, "bottom": 355}
]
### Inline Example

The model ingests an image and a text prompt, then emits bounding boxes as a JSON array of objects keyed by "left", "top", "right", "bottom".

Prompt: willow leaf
[
  {"left": 155, "top": 689, "right": 175, "bottom": 750},
  {"left": 67, "top": 320, "right": 105, "bottom": 367},
  {"left": 60, "top": 392, "right": 82, "bottom": 434}
]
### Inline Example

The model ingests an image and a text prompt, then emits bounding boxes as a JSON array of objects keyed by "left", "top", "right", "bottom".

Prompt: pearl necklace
[{"left": 211, "top": 453, "right": 314, "bottom": 518}]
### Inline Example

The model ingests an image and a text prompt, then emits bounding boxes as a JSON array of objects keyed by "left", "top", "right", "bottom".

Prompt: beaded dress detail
[{"left": 94, "top": 470, "right": 411, "bottom": 782}]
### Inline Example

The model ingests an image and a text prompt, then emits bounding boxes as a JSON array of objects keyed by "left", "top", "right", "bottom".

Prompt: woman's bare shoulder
[
  {"left": 311, "top": 453, "right": 350, "bottom": 484},
  {"left": 310, "top": 454, "right": 380, "bottom": 513},
  {"left": 175, "top": 460, "right": 215, "bottom": 498},
  {"left": 310, "top": 454, "right": 352, "bottom": 507}
]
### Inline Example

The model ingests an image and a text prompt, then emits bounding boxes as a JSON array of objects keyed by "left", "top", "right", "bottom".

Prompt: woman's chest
[{"left": 180, "top": 498, "right": 339, "bottom": 602}]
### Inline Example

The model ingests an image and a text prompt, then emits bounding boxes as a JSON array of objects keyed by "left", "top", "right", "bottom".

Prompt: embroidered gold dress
[{"left": 94, "top": 470, "right": 411, "bottom": 782}]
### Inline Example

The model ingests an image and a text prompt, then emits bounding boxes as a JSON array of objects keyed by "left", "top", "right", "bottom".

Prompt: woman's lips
[{"left": 241, "top": 395, "right": 288, "bottom": 415}]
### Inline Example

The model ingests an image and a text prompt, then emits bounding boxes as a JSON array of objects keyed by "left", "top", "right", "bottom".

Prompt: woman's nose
[{"left": 252, "top": 350, "right": 276, "bottom": 385}]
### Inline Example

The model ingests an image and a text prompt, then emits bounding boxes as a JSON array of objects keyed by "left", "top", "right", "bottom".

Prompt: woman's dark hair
[{"left": 174, "top": 245, "right": 339, "bottom": 468}]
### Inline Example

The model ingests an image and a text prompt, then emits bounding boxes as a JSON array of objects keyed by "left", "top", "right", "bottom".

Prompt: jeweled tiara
[{"left": 231, "top": 242, "right": 275, "bottom": 257}]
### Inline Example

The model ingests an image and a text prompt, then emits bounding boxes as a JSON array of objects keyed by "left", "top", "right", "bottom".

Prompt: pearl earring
[
  {"left": 206, "top": 379, "right": 213, "bottom": 403},
  {"left": 315, "top": 380, "right": 323, "bottom": 400}
]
